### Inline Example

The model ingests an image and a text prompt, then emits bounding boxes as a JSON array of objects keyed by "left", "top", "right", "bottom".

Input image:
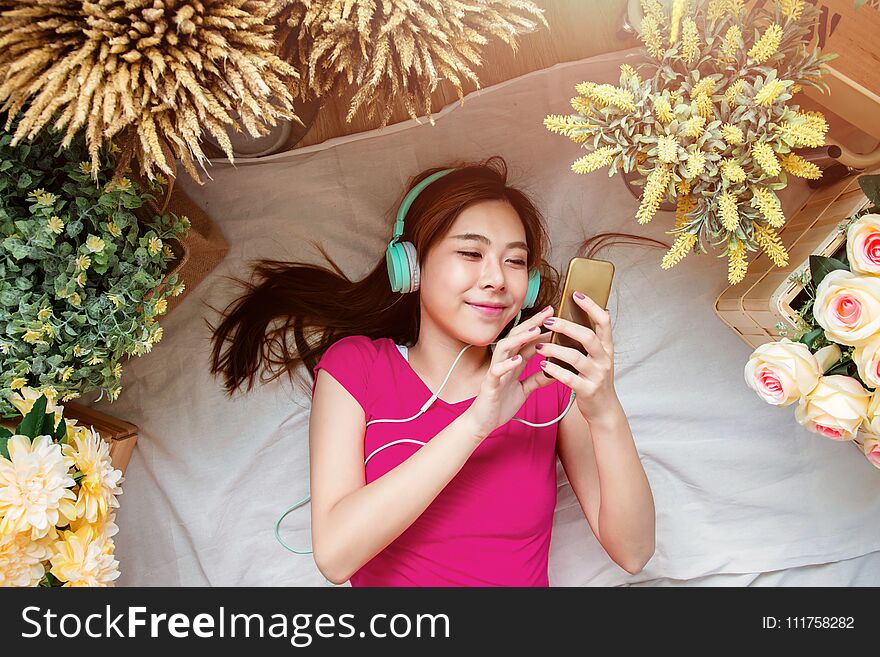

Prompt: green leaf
[
  {"left": 799, "top": 327, "right": 824, "bottom": 349},
  {"left": 810, "top": 255, "right": 848, "bottom": 288},
  {"left": 53, "top": 415, "right": 67, "bottom": 442},
  {"left": 855, "top": 0, "right": 869, "bottom": 9},
  {"left": 858, "top": 174, "right": 880, "bottom": 209},
  {"left": 0, "top": 426, "right": 11, "bottom": 459},
  {"left": 826, "top": 363, "right": 851, "bottom": 376},
  {"left": 16, "top": 394, "right": 48, "bottom": 437}
]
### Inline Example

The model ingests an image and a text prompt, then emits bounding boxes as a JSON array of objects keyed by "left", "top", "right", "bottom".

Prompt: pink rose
[
  {"left": 794, "top": 375, "right": 870, "bottom": 441},
  {"left": 744, "top": 340, "right": 839, "bottom": 406},
  {"left": 846, "top": 214, "right": 880, "bottom": 275},
  {"left": 813, "top": 270, "right": 880, "bottom": 346},
  {"left": 862, "top": 436, "right": 880, "bottom": 468}
]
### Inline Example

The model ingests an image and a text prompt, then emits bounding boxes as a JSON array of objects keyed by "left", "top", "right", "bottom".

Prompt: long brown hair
[{"left": 208, "top": 155, "right": 668, "bottom": 397}]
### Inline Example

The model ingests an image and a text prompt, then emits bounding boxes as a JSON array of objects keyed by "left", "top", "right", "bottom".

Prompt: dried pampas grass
[
  {"left": 269, "top": 0, "right": 548, "bottom": 127},
  {"left": 0, "top": 0, "right": 303, "bottom": 184}
]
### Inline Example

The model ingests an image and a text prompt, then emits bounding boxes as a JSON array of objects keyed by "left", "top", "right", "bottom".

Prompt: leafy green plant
[{"left": 0, "top": 114, "right": 189, "bottom": 417}]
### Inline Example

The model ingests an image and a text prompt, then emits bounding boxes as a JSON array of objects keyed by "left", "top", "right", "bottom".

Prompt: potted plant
[
  {"left": 545, "top": 0, "right": 836, "bottom": 285},
  {"left": 0, "top": 114, "right": 189, "bottom": 418}
]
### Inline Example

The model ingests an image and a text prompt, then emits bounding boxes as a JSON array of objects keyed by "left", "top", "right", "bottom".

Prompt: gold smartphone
[{"left": 545, "top": 256, "right": 614, "bottom": 376}]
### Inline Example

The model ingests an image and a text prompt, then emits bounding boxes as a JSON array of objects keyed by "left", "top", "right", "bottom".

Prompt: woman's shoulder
[{"left": 317, "top": 335, "right": 394, "bottom": 368}]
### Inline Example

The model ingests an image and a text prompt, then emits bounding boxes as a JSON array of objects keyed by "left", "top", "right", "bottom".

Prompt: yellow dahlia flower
[
  {"left": 8, "top": 387, "right": 63, "bottom": 429},
  {"left": 49, "top": 523, "right": 120, "bottom": 587},
  {"left": 0, "top": 531, "right": 53, "bottom": 587},
  {"left": 0, "top": 435, "right": 77, "bottom": 539},
  {"left": 63, "top": 426, "right": 123, "bottom": 525}
]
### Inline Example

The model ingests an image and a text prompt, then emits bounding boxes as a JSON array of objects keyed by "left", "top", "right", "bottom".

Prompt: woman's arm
[
  {"left": 309, "top": 369, "right": 487, "bottom": 584},
  {"left": 557, "top": 394, "right": 655, "bottom": 574}
]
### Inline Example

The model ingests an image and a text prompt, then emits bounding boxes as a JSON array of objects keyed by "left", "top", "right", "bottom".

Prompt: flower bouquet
[
  {"left": 0, "top": 112, "right": 190, "bottom": 417},
  {"left": 744, "top": 174, "right": 880, "bottom": 469},
  {"left": 544, "top": 0, "right": 835, "bottom": 285},
  {"left": 0, "top": 391, "right": 123, "bottom": 586}
]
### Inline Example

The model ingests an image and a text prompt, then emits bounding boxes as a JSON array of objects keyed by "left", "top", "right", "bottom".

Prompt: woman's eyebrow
[{"left": 449, "top": 233, "right": 529, "bottom": 252}]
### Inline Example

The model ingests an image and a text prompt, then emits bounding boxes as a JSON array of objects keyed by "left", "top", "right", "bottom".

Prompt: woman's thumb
[{"left": 520, "top": 368, "right": 557, "bottom": 398}]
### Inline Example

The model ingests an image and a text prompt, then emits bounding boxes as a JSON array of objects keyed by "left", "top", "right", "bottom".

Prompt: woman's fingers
[{"left": 501, "top": 306, "right": 555, "bottom": 345}]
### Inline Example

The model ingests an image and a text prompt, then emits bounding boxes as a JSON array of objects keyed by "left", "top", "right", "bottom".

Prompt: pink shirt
[{"left": 311, "top": 335, "right": 573, "bottom": 587}]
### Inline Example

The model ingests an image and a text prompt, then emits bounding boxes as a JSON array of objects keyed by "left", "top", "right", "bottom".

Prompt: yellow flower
[
  {"left": 78, "top": 162, "right": 92, "bottom": 175},
  {"left": 721, "top": 123, "right": 744, "bottom": 145},
  {"left": 73, "top": 345, "right": 82, "bottom": 357},
  {"left": 681, "top": 18, "right": 699, "bottom": 65},
  {"left": 107, "top": 222, "right": 122, "bottom": 238},
  {"left": 544, "top": 114, "right": 592, "bottom": 141},
  {"left": 754, "top": 224, "right": 789, "bottom": 267},
  {"left": 29, "top": 188, "right": 56, "bottom": 206},
  {"left": 640, "top": 14, "right": 664, "bottom": 59},
  {"left": 675, "top": 193, "right": 697, "bottom": 227},
  {"left": 148, "top": 237, "right": 163, "bottom": 256},
  {"left": 0, "top": 342, "right": 10, "bottom": 354},
  {"left": 0, "top": 435, "right": 77, "bottom": 539},
  {"left": 76, "top": 272, "right": 87, "bottom": 287},
  {"left": 63, "top": 426, "right": 123, "bottom": 525},
  {"left": 106, "top": 294, "right": 122, "bottom": 309},
  {"left": 37, "top": 307, "right": 52, "bottom": 321},
  {"left": 752, "top": 141, "right": 781, "bottom": 176},
  {"left": 685, "top": 115, "right": 706, "bottom": 138},
  {"left": 657, "top": 135, "right": 679, "bottom": 164},
  {"left": 75, "top": 255, "right": 91, "bottom": 271},
  {"left": 113, "top": 362, "right": 122, "bottom": 378},
  {"left": 727, "top": 242, "right": 748, "bottom": 285},
  {"left": 105, "top": 177, "right": 131, "bottom": 193},
  {"left": 49, "top": 523, "right": 120, "bottom": 587},
  {"left": 780, "top": 0, "right": 805, "bottom": 20},
  {"left": 10, "top": 377, "right": 27, "bottom": 389},
  {"left": 719, "top": 192, "right": 740, "bottom": 231},
  {"left": 570, "top": 95, "right": 592, "bottom": 115},
  {"left": 685, "top": 150, "right": 706, "bottom": 179},
  {"left": 23, "top": 328, "right": 43, "bottom": 344},
  {"left": 59, "top": 366, "right": 75, "bottom": 382},
  {"left": 576, "top": 82, "right": 636, "bottom": 112},
  {"left": 85, "top": 235, "right": 105, "bottom": 253},
  {"left": 751, "top": 187, "right": 786, "bottom": 227},
  {"left": 47, "top": 215, "right": 64, "bottom": 235},
  {"left": 755, "top": 79, "right": 787, "bottom": 107},
  {"left": 88, "top": 354, "right": 103, "bottom": 366},
  {"left": 41, "top": 322, "right": 54, "bottom": 338},
  {"left": 694, "top": 95, "right": 713, "bottom": 120},
  {"left": 661, "top": 231, "right": 698, "bottom": 269},
  {"left": 8, "top": 387, "right": 63, "bottom": 425},
  {"left": 69, "top": 292, "right": 82, "bottom": 306},
  {"left": 170, "top": 281, "right": 185, "bottom": 297},
  {"left": 724, "top": 79, "right": 744, "bottom": 105},
  {"left": 720, "top": 158, "right": 747, "bottom": 184},
  {"left": 619, "top": 63, "right": 641, "bottom": 84},
  {"left": 154, "top": 298, "right": 168, "bottom": 315},
  {"left": 162, "top": 245, "right": 174, "bottom": 259},
  {"left": 152, "top": 327, "right": 164, "bottom": 343},
  {"left": 722, "top": 25, "right": 742, "bottom": 59},
  {"left": 780, "top": 153, "right": 822, "bottom": 179},
  {"left": 653, "top": 96, "right": 674, "bottom": 124},
  {"left": 636, "top": 164, "right": 673, "bottom": 225},
  {"left": 0, "top": 532, "right": 53, "bottom": 587},
  {"left": 691, "top": 78, "right": 716, "bottom": 100},
  {"left": 571, "top": 146, "right": 617, "bottom": 174},
  {"left": 748, "top": 24, "right": 783, "bottom": 64},
  {"left": 669, "top": 0, "right": 687, "bottom": 44}
]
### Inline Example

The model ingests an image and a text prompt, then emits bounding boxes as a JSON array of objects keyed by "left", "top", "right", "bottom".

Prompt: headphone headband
[{"left": 391, "top": 168, "right": 456, "bottom": 242}]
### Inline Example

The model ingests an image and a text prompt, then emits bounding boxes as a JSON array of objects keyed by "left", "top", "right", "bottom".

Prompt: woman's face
[{"left": 419, "top": 199, "right": 531, "bottom": 347}]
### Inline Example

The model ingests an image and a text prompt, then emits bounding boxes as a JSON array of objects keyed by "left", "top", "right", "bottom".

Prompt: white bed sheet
[{"left": 98, "top": 48, "right": 880, "bottom": 586}]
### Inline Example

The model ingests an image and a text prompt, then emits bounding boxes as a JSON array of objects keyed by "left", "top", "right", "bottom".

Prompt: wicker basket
[{"left": 715, "top": 172, "right": 875, "bottom": 348}]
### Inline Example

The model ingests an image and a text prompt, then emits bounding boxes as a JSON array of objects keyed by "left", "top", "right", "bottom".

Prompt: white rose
[
  {"left": 794, "top": 375, "right": 870, "bottom": 440},
  {"left": 813, "top": 269, "right": 880, "bottom": 346},
  {"left": 846, "top": 214, "right": 880, "bottom": 275},
  {"left": 852, "top": 333, "right": 880, "bottom": 388},
  {"left": 744, "top": 339, "right": 839, "bottom": 406}
]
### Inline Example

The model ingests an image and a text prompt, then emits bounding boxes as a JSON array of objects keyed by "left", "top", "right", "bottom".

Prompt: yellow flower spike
[
  {"left": 657, "top": 135, "right": 680, "bottom": 164},
  {"left": 570, "top": 96, "right": 593, "bottom": 115},
  {"left": 721, "top": 158, "right": 747, "bottom": 184},
  {"left": 727, "top": 242, "right": 748, "bottom": 285},
  {"left": 640, "top": 14, "right": 665, "bottom": 60},
  {"left": 620, "top": 64, "right": 641, "bottom": 84},
  {"left": 753, "top": 224, "right": 789, "bottom": 267},
  {"left": 780, "top": 0, "right": 805, "bottom": 20},
  {"left": 752, "top": 141, "right": 781, "bottom": 176},
  {"left": 636, "top": 164, "right": 673, "bottom": 225},
  {"left": 691, "top": 78, "right": 715, "bottom": 99},
  {"left": 580, "top": 83, "right": 636, "bottom": 112},
  {"left": 718, "top": 192, "right": 740, "bottom": 232},
  {"left": 685, "top": 150, "right": 706, "bottom": 179},
  {"left": 724, "top": 79, "right": 744, "bottom": 105},
  {"left": 779, "top": 153, "right": 822, "bottom": 179},
  {"left": 721, "top": 123, "right": 744, "bottom": 145},
  {"left": 571, "top": 146, "right": 617, "bottom": 174},
  {"left": 751, "top": 187, "right": 786, "bottom": 227},
  {"left": 676, "top": 180, "right": 692, "bottom": 197},
  {"left": 544, "top": 114, "right": 592, "bottom": 139},
  {"left": 675, "top": 193, "right": 697, "bottom": 227},
  {"left": 722, "top": 25, "right": 742, "bottom": 59},
  {"left": 661, "top": 231, "right": 699, "bottom": 269},
  {"left": 681, "top": 18, "right": 699, "bottom": 65},
  {"left": 748, "top": 24, "right": 783, "bottom": 64},
  {"left": 654, "top": 96, "right": 674, "bottom": 124},
  {"left": 755, "top": 79, "right": 787, "bottom": 107},
  {"left": 694, "top": 95, "right": 713, "bottom": 120},
  {"left": 685, "top": 115, "right": 706, "bottom": 138}
]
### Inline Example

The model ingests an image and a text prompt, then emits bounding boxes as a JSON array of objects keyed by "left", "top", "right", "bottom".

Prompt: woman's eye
[{"left": 458, "top": 251, "right": 526, "bottom": 266}]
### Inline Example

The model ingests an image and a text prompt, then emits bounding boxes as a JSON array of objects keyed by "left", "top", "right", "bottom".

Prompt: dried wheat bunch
[
  {"left": 268, "top": 0, "right": 548, "bottom": 127},
  {"left": 0, "top": 0, "right": 302, "bottom": 184}
]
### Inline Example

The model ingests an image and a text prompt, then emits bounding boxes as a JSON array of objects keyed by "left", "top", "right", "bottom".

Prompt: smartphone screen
[{"left": 546, "top": 257, "right": 614, "bottom": 376}]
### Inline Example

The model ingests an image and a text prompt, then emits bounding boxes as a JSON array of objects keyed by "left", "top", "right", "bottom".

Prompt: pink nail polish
[
  {"left": 543, "top": 317, "right": 555, "bottom": 326},
  {"left": 574, "top": 291, "right": 586, "bottom": 300}
]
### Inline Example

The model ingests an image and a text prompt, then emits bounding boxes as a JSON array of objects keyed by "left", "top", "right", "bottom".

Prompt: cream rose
[
  {"left": 852, "top": 333, "right": 880, "bottom": 388},
  {"left": 794, "top": 375, "right": 870, "bottom": 440},
  {"left": 859, "top": 390, "right": 880, "bottom": 437},
  {"left": 813, "top": 269, "right": 880, "bottom": 346},
  {"left": 846, "top": 214, "right": 880, "bottom": 275},
  {"left": 744, "top": 339, "right": 839, "bottom": 406},
  {"left": 860, "top": 435, "right": 880, "bottom": 469}
]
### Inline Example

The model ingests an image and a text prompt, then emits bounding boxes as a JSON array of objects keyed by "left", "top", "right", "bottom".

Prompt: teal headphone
[
  {"left": 275, "top": 166, "right": 575, "bottom": 583},
  {"left": 385, "top": 168, "right": 542, "bottom": 314}
]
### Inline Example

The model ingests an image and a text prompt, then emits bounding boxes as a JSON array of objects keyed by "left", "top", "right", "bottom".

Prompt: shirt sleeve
[{"left": 311, "top": 335, "right": 377, "bottom": 416}]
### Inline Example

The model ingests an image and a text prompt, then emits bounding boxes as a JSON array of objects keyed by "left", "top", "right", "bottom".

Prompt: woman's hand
[
  {"left": 464, "top": 305, "right": 558, "bottom": 440},
  {"left": 535, "top": 291, "right": 618, "bottom": 422}
]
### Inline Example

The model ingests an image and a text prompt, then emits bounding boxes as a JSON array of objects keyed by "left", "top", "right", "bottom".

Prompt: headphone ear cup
[
  {"left": 386, "top": 241, "right": 409, "bottom": 293},
  {"left": 401, "top": 241, "right": 419, "bottom": 293},
  {"left": 523, "top": 267, "right": 541, "bottom": 309}
]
